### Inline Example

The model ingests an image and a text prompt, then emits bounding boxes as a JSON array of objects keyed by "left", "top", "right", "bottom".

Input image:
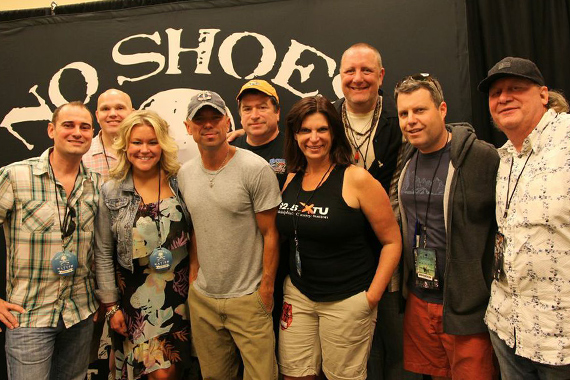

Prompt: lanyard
[
  {"left": 503, "top": 150, "right": 533, "bottom": 219},
  {"left": 412, "top": 132, "right": 449, "bottom": 248},
  {"left": 48, "top": 157, "right": 79, "bottom": 242},
  {"left": 100, "top": 134, "right": 112, "bottom": 173},
  {"left": 292, "top": 164, "right": 334, "bottom": 256},
  {"left": 135, "top": 170, "right": 164, "bottom": 247}
]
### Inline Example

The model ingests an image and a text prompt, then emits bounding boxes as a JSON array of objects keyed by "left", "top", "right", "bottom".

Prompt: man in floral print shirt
[{"left": 479, "top": 57, "right": 570, "bottom": 379}]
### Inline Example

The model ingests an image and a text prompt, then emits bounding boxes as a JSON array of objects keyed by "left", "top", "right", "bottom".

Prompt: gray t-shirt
[
  {"left": 178, "top": 148, "right": 281, "bottom": 298},
  {"left": 400, "top": 144, "right": 450, "bottom": 303}
]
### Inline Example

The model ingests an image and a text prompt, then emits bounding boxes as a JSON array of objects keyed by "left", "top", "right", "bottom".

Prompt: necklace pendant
[{"left": 354, "top": 151, "right": 360, "bottom": 162}]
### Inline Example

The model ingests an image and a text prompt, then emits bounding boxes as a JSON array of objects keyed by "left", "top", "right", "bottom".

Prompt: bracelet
[{"left": 105, "top": 304, "right": 120, "bottom": 320}]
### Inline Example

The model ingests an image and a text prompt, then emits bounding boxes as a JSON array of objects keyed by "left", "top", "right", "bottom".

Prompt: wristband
[{"left": 105, "top": 304, "right": 120, "bottom": 320}]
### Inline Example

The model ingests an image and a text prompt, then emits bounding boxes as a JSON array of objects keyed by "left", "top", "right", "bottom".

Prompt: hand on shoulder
[{"left": 226, "top": 129, "right": 245, "bottom": 142}]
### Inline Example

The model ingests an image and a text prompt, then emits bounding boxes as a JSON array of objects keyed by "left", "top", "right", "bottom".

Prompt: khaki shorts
[
  {"left": 188, "top": 283, "right": 278, "bottom": 380},
  {"left": 278, "top": 276, "right": 377, "bottom": 380}
]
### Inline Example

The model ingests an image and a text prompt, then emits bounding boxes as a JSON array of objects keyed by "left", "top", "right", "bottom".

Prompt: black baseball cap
[{"left": 478, "top": 57, "right": 545, "bottom": 93}]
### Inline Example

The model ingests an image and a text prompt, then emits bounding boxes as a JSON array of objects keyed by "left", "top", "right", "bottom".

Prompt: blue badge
[
  {"left": 51, "top": 250, "right": 78, "bottom": 276},
  {"left": 149, "top": 247, "right": 173, "bottom": 272}
]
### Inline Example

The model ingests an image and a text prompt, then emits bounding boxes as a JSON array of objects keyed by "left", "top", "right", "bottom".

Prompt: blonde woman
[{"left": 95, "top": 110, "right": 192, "bottom": 380}]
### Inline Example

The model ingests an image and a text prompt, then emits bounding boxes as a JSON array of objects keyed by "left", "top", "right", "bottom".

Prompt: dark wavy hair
[{"left": 284, "top": 95, "right": 353, "bottom": 172}]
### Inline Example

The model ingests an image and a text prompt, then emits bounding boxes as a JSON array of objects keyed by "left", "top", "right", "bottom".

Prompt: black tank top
[{"left": 276, "top": 165, "right": 376, "bottom": 302}]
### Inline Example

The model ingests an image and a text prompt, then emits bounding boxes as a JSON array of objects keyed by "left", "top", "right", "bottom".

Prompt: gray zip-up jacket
[
  {"left": 398, "top": 123, "right": 499, "bottom": 335},
  {"left": 94, "top": 171, "right": 190, "bottom": 304}
]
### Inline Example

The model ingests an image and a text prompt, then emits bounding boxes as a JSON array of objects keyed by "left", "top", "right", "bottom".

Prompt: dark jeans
[{"left": 489, "top": 330, "right": 570, "bottom": 380}]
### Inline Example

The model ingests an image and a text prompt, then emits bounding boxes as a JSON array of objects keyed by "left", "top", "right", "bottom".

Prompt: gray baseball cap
[
  {"left": 186, "top": 91, "right": 227, "bottom": 120},
  {"left": 478, "top": 57, "right": 545, "bottom": 93}
]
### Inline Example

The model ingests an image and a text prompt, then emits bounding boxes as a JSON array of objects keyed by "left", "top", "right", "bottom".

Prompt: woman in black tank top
[{"left": 275, "top": 96, "right": 402, "bottom": 380}]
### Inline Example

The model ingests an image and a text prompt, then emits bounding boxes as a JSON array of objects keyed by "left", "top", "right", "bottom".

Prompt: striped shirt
[
  {"left": 82, "top": 132, "right": 117, "bottom": 183},
  {"left": 0, "top": 148, "right": 101, "bottom": 328}
]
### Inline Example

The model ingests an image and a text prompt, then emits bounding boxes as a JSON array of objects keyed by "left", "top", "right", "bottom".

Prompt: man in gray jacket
[{"left": 395, "top": 74, "right": 499, "bottom": 379}]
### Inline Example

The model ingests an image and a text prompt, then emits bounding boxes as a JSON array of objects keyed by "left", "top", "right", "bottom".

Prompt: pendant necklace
[
  {"left": 201, "top": 148, "right": 231, "bottom": 188},
  {"left": 343, "top": 97, "right": 382, "bottom": 169},
  {"left": 347, "top": 118, "right": 373, "bottom": 165}
]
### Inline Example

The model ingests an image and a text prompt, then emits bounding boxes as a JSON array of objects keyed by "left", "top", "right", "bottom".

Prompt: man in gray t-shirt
[{"left": 179, "top": 90, "right": 281, "bottom": 380}]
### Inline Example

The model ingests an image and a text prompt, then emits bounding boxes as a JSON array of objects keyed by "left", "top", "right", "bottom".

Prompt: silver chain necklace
[{"left": 201, "top": 148, "right": 231, "bottom": 188}]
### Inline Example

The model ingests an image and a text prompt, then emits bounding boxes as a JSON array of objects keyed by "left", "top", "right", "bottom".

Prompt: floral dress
[{"left": 112, "top": 196, "right": 191, "bottom": 380}]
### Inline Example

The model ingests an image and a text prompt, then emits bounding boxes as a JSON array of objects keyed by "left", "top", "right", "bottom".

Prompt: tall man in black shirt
[
  {"left": 335, "top": 43, "right": 417, "bottom": 380},
  {"left": 231, "top": 79, "right": 287, "bottom": 189}
]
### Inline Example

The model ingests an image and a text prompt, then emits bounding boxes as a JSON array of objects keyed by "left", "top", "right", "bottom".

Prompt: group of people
[{"left": 0, "top": 42, "right": 568, "bottom": 380}]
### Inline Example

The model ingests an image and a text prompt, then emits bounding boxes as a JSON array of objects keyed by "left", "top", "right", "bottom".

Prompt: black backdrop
[
  {"left": 0, "top": 0, "right": 471, "bottom": 165},
  {"left": 467, "top": 0, "right": 570, "bottom": 146},
  {"left": 1, "top": 0, "right": 569, "bottom": 377}
]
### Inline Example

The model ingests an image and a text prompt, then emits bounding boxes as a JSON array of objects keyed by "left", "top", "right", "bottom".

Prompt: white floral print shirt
[{"left": 486, "top": 109, "right": 570, "bottom": 365}]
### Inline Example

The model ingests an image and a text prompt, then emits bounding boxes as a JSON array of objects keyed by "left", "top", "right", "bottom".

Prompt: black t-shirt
[
  {"left": 231, "top": 132, "right": 287, "bottom": 189},
  {"left": 400, "top": 144, "right": 450, "bottom": 303},
  {"left": 276, "top": 165, "right": 376, "bottom": 302}
]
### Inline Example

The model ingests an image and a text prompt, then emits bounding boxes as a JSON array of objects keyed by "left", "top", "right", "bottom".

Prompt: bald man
[
  {"left": 83, "top": 89, "right": 133, "bottom": 377},
  {"left": 335, "top": 43, "right": 418, "bottom": 380},
  {"left": 83, "top": 89, "right": 134, "bottom": 181}
]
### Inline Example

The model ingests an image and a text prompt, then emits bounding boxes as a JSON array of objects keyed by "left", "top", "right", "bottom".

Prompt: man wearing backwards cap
[
  {"left": 232, "top": 79, "right": 287, "bottom": 189},
  {"left": 479, "top": 57, "right": 570, "bottom": 379},
  {"left": 179, "top": 91, "right": 281, "bottom": 380}
]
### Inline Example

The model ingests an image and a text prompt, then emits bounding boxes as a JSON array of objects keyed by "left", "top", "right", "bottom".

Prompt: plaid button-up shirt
[
  {"left": 82, "top": 132, "right": 117, "bottom": 183},
  {"left": 0, "top": 148, "right": 101, "bottom": 328}
]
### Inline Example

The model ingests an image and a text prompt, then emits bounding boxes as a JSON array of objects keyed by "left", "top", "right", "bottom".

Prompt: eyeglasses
[{"left": 62, "top": 206, "right": 76, "bottom": 239}]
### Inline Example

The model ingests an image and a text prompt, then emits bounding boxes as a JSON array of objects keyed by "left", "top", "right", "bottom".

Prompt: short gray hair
[
  {"left": 341, "top": 43, "right": 383, "bottom": 70},
  {"left": 394, "top": 74, "right": 445, "bottom": 106}
]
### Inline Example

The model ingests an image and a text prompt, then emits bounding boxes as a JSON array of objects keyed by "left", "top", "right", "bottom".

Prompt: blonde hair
[
  {"left": 110, "top": 110, "right": 180, "bottom": 180},
  {"left": 547, "top": 90, "right": 569, "bottom": 113}
]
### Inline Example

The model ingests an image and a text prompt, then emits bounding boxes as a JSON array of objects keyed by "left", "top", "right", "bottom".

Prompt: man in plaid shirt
[{"left": 0, "top": 101, "right": 100, "bottom": 380}]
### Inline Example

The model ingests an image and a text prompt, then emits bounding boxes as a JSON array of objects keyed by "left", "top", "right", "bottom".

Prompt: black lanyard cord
[
  {"left": 48, "top": 156, "right": 79, "bottom": 242},
  {"left": 100, "top": 134, "right": 112, "bottom": 173},
  {"left": 134, "top": 169, "right": 163, "bottom": 246},
  {"left": 412, "top": 131, "right": 449, "bottom": 248},
  {"left": 292, "top": 163, "right": 334, "bottom": 240},
  {"left": 503, "top": 150, "right": 533, "bottom": 219}
]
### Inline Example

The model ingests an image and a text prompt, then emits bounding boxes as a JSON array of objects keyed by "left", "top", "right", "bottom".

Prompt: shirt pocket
[
  {"left": 104, "top": 196, "right": 131, "bottom": 236},
  {"left": 21, "top": 200, "right": 55, "bottom": 233}
]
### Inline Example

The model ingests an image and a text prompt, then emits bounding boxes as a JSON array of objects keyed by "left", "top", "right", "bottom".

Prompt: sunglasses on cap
[{"left": 396, "top": 73, "right": 444, "bottom": 98}]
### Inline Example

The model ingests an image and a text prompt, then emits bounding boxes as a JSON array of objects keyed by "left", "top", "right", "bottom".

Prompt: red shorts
[{"left": 403, "top": 293, "right": 497, "bottom": 379}]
